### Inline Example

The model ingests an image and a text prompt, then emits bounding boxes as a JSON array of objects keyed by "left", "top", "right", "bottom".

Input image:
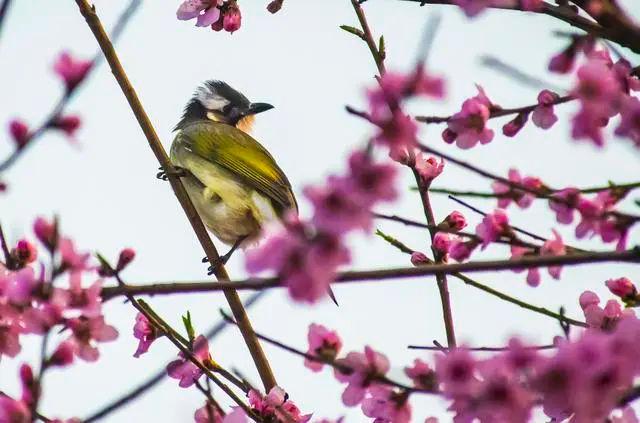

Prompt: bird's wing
[{"left": 178, "top": 121, "right": 298, "bottom": 214}]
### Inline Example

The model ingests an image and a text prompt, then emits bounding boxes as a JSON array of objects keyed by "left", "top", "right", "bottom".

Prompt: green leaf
[
  {"left": 182, "top": 311, "right": 195, "bottom": 344},
  {"left": 339, "top": 25, "right": 365, "bottom": 40},
  {"left": 378, "top": 35, "right": 386, "bottom": 60}
]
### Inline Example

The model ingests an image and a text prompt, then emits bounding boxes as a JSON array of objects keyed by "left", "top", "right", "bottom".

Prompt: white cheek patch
[{"left": 196, "top": 87, "right": 230, "bottom": 111}]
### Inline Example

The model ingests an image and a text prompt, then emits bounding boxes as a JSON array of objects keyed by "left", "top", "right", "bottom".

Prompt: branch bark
[{"left": 73, "top": 0, "right": 276, "bottom": 391}]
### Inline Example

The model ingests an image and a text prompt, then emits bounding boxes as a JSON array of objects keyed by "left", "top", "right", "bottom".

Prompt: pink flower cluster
[
  {"left": 166, "top": 335, "right": 214, "bottom": 388},
  {"left": 0, "top": 218, "right": 119, "bottom": 363},
  {"left": 216, "top": 387, "right": 311, "bottom": 423},
  {"left": 246, "top": 150, "right": 397, "bottom": 303},
  {"left": 579, "top": 290, "right": 635, "bottom": 330},
  {"left": 436, "top": 314, "right": 640, "bottom": 422},
  {"left": 367, "top": 67, "right": 444, "bottom": 159},
  {"left": 442, "top": 85, "right": 495, "bottom": 149},
  {"left": 570, "top": 50, "right": 640, "bottom": 147},
  {"left": 491, "top": 168, "right": 544, "bottom": 209},
  {"left": 549, "top": 188, "right": 630, "bottom": 251},
  {"left": 177, "top": 0, "right": 242, "bottom": 33}
]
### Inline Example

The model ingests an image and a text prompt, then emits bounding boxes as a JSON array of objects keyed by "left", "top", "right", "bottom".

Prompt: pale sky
[{"left": 0, "top": 1, "right": 638, "bottom": 421}]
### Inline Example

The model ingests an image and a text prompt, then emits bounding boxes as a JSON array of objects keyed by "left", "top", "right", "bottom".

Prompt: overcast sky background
[{"left": 0, "top": 0, "right": 639, "bottom": 421}]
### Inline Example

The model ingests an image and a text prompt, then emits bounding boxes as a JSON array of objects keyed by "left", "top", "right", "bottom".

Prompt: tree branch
[
  {"left": 101, "top": 248, "right": 640, "bottom": 301},
  {"left": 72, "top": 0, "right": 276, "bottom": 391}
]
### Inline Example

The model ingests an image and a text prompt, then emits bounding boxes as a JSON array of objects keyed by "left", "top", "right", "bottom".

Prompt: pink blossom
[
  {"left": 521, "top": 0, "right": 543, "bottom": 11},
  {"left": 248, "top": 387, "right": 311, "bottom": 422},
  {"left": 374, "top": 110, "right": 419, "bottom": 158},
  {"left": 606, "top": 277, "right": 636, "bottom": 299},
  {"left": 334, "top": 346, "right": 390, "bottom": 406},
  {"left": 532, "top": 90, "right": 559, "bottom": 129},
  {"left": 405, "top": 358, "right": 436, "bottom": 390},
  {"left": 222, "top": 3, "right": 241, "bottom": 33},
  {"left": 414, "top": 154, "right": 444, "bottom": 182},
  {"left": 612, "top": 407, "right": 640, "bottom": 423},
  {"left": 133, "top": 312, "right": 158, "bottom": 358},
  {"left": 66, "top": 315, "right": 118, "bottom": 362},
  {"left": 491, "top": 169, "right": 542, "bottom": 209},
  {"left": 55, "top": 274, "right": 103, "bottom": 318},
  {"left": 0, "top": 320, "right": 21, "bottom": 358},
  {"left": 616, "top": 96, "right": 640, "bottom": 146},
  {"left": 116, "top": 248, "right": 136, "bottom": 272},
  {"left": 443, "top": 211, "right": 467, "bottom": 231},
  {"left": 8, "top": 119, "right": 30, "bottom": 149},
  {"left": 361, "top": 385, "right": 411, "bottom": 423},
  {"left": 33, "top": 217, "right": 57, "bottom": 251},
  {"left": 475, "top": 209, "right": 510, "bottom": 247},
  {"left": 246, "top": 218, "right": 349, "bottom": 304},
  {"left": 220, "top": 408, "right": 248, "bottom": 423},
  {"left": 344, "top": 150, "right": 397, "bottom": 207},
  {"left": 305, "top": 178, "right": 372, "bottom": 235},
  {"left": 59, "top": 237, "right": 91, "bottom": 272},
  {"left": 541, "top": 229, "right": 566, "bottom": 280},
  {"left": 578, "top": 290, "right": 633, "bottom": 330},
  {"left": 48, "top": 340, "right": 75, "bottom": 367},
  {"left": 548, "top": 36, "right": 594, "bottom": 74},
  {"left": 510, "top": 245, "right": 541, "bottom": 287},
  {"left": 435, "top": 347, "right": 478, "bottom": 396},
  {"left": 305, "top": 323, "right": 342, "bottom": 372},
  {"left": 51, "top": 115, "right": 81, "bottom": 139},
  {"left": 194, "top": 400, "right": 223, "bottom": 423},
  {"left": 452, "top": 0, "right": 492, "bottom": 17},
  {"left": 11, "top": 239, "right": 37, "bottom": 267},
  {"left": 0, "top": 395, "right": 30, "bottom": 423},
  {"left": 448, "top": 239, "right": 478, "bottom": 262},
  {"left": 432, "top": 232, "right": 452, "bottom": 254},
  {"left": 444, "top": 85, "right": 494, "bottom": 149},
  {"left": 177, "top": 0, "right": 223, "bottom": 27},
  {"left": 167, "top": 335, "right": 212, "bottom": 387},
  {"left": 410, "top": 251, "right": 429, "bottom": 266},
  {"left": 19, "top": 364, "right": 36, "bottom": 407},
  {"left": 548, "top": 188, "right": 580, "bottom": 224},
  {"left": 53, "top": 52, "right": 92, "bottom": 92},
  {"left": 502, "top": 112, "right": 529, "bottom": 137}
]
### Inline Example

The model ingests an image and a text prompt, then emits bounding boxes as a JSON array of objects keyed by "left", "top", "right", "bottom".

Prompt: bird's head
[{"left": 175, "top": 80, "right": 274, "bottom": 133}]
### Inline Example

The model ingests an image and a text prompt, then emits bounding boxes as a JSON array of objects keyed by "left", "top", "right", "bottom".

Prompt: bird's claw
[
  {"left": 206, "top": 255, "right": 230, "bottom": 275},
  {"left": 156, "top": 166, "right": 189, "bottom": 181}
]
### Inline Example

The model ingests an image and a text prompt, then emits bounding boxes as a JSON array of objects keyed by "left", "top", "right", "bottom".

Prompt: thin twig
[
  {"left": 221, "top": 311, "right": 432, "bottom": 395},
  {"left": 0, "top": 0, "right": 11, "bottom": 43},
  {"left": 375, "top": 229, "right": 587, "bottom": 327},
  {"left": 408, "top": 343, "right": 556, "bottom": 351},
  {"left": 428, "top": 181, "right": 640, "bottom": 198},
  {"left": 416, "top": 95, "right": 574, "bottom": 124},
  {"left": 100, "top": 248, "right": 640, "bottom": 301},
  {"left": 73, "top": 0, "right": 276, "bottom": 391},
  {"left": 82, "top": 292, "right": 266, "bottom": 423},
  {"left": 0, "top": 0, "right": 140, "bottom": 175}
]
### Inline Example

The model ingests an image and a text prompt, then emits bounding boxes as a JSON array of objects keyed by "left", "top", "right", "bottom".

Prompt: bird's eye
[{"left": 221, "top": 104, "right": 232, "bottom": 115}]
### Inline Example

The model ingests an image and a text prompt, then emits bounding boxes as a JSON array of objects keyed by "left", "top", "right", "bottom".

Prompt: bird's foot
[
  {"left": 206, "top": 253, "right": 231, "bottom": 275},
  {"left": 156, "top": 166, "right": 189, "bottom": 181}
]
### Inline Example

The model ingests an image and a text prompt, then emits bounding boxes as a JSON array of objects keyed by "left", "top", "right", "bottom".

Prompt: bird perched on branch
[
  {"left": 168, "top": 80, "right": 296, "bottom": 270},
  {"left": 167, "top": 80, "right": 337, "bottom": 304}
]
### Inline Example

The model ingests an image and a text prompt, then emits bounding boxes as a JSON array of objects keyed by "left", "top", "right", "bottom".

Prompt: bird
[{"left": 168, "top": 80, "right": 297, "bottom": 271}]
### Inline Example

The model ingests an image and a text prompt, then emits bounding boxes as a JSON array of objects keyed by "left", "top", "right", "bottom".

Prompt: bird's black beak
[{"left": 247, "top": 102, "right": 274, "bottom": 116}]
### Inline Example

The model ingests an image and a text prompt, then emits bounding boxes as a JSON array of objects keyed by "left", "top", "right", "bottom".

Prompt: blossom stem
[
  {"left": 414, "top": 174, "right": 458, "bottom": 347},
  {"left": 427, "top": 181, "right": 640, "bottom": 198},
  {"left": 73, "top": 0, "right": 277, "bottom": 392},
  {"left": 349, "top": 0, "right": 385, "bottom": 75},
  {"left": 407, "top": 343, "right": 556, "bottom": 351},
  {"left": 221, "top": 311, "right": 432, "bottom": 395},
  {"left": 82, "top": 292, "right": 266, "bottom": 423},
  {"left": 417, "top": 143, "right": 640, "bottom": 223},
  {"left": 416, "top": 95, "right": 574, "bottom": 124},
  {"left": 398, "top": 0, "right": 640, "bottom": 54},
  {"left": 102, "top": 249, "right": 639, "bottom": 313},
  {"left": 103, "top": 262, "right": 259, "bottom": 420},
  {"left": 375, "top": 229, "right": 588, "bottom": 327}
]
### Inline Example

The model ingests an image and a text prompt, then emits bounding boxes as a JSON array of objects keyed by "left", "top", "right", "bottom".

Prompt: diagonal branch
[{"left": 73, "top": 0, "right": 276, "bottom": 391}]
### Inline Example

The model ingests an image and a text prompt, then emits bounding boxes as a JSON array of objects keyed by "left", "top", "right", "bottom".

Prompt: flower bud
[
  {"left": 11, "top": 239, "right": 38, "bottom": 267},
  {"left": 116, "top": 248, "right": 136, "bottom": 272},
  {"left": 605, "top": 277, "right": 636, "bottom": 298},
  {"left": 432, "top": 232, "right": 452, "bottom": 254},
  {"left": 9, "top": 119, "right": 30, "bottom": 149},
  {"left": 48, "top": 341, "right": 75, "bottom": 367},
  {"left": 223, "top": 3, "right": 241, "bottom": 33},
  {"left": 442, "top": 211, "right": 467, "bottom": 231},
  {"left": 33, "top": 217, "right": 57, "bottom": 252},
  {"left": 410, "top": 251, "right": 429, "bottom": 266},
  {"left": 51, "top": 115, "right": 81, "bottom": 137},
  {"left": 267, "top": 0, "right": 283, "bottom": 13},
  {"left": 502, "top": 112, "right": 529, "bottom": 137}
]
